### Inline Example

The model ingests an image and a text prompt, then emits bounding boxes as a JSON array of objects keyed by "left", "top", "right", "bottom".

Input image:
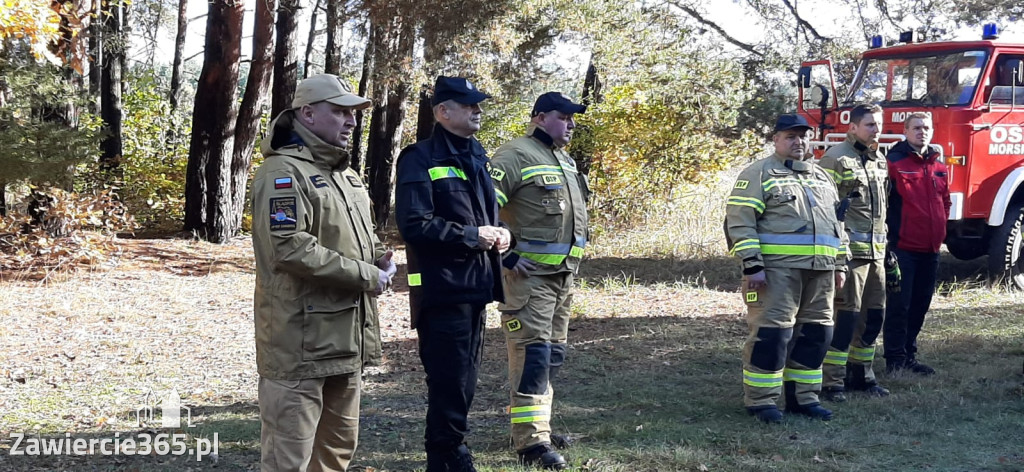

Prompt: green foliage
[
  {"left": 119, "top": 69, "right": 191, "bottom": 231},
  {"left": 0, "top": 57, "right": 102, "bottom": 186},
  {"left": 475, "top": 99, "right": 531, "bottom": 151}
]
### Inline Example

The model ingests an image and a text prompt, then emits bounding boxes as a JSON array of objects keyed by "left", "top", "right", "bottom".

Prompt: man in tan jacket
[
  {"left": 818, "top": 104, "right": 891, "bottom": 401},
  {"left": 490, "top": 92, "right": 589, "bottom": 469},
  {"left": 725, "top": 114, "right": 847, "bottom": 423},
  {"left": 252, "top": 74, "right": 396, "bottom": 472}
]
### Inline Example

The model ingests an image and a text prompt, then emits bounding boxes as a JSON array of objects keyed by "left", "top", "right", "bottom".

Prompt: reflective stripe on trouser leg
[
  {"left": 824, "top": 258, "right": 871, "bottom": 388},
  {"left": 741, "top": 266, "right": 801, "bottom": 408},
  {"left": 786, "top": 269, "right": 835, "bottom": 406},
  {"left": 502, "top": 272, "right": 571, "bottom": 451},
  {"left": 822, "top": 309, "right": 857, "bottom": 389},
  {"left": 849, "top": 258, "right": 886, "bottom": 386}
]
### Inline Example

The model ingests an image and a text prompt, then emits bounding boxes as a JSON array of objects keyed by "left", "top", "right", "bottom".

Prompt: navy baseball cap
[
  {"left": 431, "top": 76, "right": 491, "bottom": 106},
  {"left": 531, "top": 92, "right": 587, "bottom": 116},
  {"left": 774, "top": 114, "right": 812, "bottom": 133}
]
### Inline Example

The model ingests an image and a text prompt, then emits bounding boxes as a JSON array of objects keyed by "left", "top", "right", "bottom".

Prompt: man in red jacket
[{"left": 884, "top": 112, "right": 950, "bottom": 375}]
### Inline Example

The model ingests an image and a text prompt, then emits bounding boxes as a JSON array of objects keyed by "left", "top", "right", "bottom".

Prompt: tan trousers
[
  {"left": 742, "top": 267, "right": 834, "bottom": 408},
  {"left": 259, "top": 373, "right": 361, "bottom": 472},
  {"left": 499, "top": 271, "right": 573, "bottom": 451},
  {"left": 824, "top": 258, "right": 885, "bottom": 388}
]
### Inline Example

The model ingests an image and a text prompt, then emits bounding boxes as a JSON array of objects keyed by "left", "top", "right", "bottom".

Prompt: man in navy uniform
[{"left": 395, "top": 76, "right": 511, "bottom": 472}]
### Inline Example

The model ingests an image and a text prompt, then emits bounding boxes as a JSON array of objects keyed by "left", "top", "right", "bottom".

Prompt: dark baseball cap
[
  {"left": 431, "top": 76, "right": 491, "bottom": 106},
  {"left": 774, "top": 114, "right": 812, "bottom": 133},
  {"left": 531, "top": 92, "right": 587, "bottom": 116}
]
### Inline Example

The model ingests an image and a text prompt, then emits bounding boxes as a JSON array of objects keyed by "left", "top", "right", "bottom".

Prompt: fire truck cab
[{"left": 797, "top": 26, "right": 1024, "bottom": 287}]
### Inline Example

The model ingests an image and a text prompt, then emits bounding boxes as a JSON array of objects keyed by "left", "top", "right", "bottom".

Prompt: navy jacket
[{"left": 395, "top": 123, "right": 505, "bottom": 327}]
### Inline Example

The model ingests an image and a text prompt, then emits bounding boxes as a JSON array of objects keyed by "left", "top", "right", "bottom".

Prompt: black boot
[
  {"left": 784, "top": 381, "right": 832, "bottom": 420},
  {"left": 518, "top": 442, "right": 567, "bottom": 470},
  {"left": 746, "top": 405, "right": 783, "bottom": 424},
  {"left": 427, "top": 444, "right": 477, "bottom": 472},
  {"left": 785, "top": 402, "right": 833, "bottom": 421},
  {"left": 821, "top": 386, "right": 847, "bottom": 403}
]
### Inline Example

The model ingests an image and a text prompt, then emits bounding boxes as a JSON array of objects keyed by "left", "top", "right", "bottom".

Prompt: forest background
[{"left": 1, "top": 0, "right": 1022, "bottom": 253}]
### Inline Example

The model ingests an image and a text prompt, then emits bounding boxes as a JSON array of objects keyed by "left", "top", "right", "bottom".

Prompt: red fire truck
[{"left": 796, "top": 25, "right": 1024, "bottom": 287}]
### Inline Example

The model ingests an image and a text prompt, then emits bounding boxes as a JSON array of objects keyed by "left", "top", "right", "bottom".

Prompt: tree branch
[
  {"left": 780, "top": 0, "right": 830, "bottom": 42},
  {"left": 669, "top": 2, "right": 763, "bottom": 57}
]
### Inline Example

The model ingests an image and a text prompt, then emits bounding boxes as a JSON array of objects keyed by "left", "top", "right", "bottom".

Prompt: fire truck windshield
[{"left": 844, "top": 49, "right": 989, "bottom": 106}]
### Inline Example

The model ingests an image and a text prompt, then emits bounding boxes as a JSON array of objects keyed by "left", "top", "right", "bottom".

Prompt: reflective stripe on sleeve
[
  {"left": 428, "top": 167, "right": 467, "bottom": 181},
  {"left": 730, "top": 239, "right": 761, "bottom": 255},
  {"left": 408, "top": 273, "right": 422, "bottom": 286}
]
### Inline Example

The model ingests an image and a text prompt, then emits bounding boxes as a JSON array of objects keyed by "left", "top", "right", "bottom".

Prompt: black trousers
[
  {"left": 883, "top": 248, "right": 939, "bottom": 365},
  {"left": 417, "top": 302, "right": 487, "bottom": 451}
]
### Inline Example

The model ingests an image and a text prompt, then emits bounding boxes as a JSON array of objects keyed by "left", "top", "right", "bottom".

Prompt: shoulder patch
[
  {"left": 310, "top": 175, "right": 329, "bottom": 188},
  {"left": 274, "top": 177, "right": 293, "bottom": 189},
  {"left": 269, "top": 197, "right": 298, "bottom": 231},
  {"left": 346, "top": 175, "right": 364, "bottom": 187},
  {"left": 734, "top": 180, "right": 749, "bottom": 190},
  {"left": 542, "top": 174, "right": 562, "bottom": 186},
  {"left": 490, "top": 168, "right": 506, "bottom": 181}
]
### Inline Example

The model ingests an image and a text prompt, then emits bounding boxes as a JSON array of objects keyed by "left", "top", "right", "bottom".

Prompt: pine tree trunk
[
  {"left": 272, "top": 0, "right": 301, "bottom": 119},
  {"left": 323, "top": 0, "right": 344, "bottom": 75},
  {"left": 230, "top": 0, "right": 277, "bottom": 235},
  {"left": 350, "top": 23, "right": 374, "bottom": 174},
  {"left": 88, "top": 0, "right": 102, "bottom": 114},
  {"left": 169, "top": 0, "right": 188, "bottom": 112},
  {"left": 365, "top": 16, "right": 413, "bottom": 229},
  {"left": 100, "top": 0, "right": 124, "bottom": 176},
  {"left": 303, "top": 0, "right": 321, "bottom": 79},
  {"left": 415, "top": 89, "right": 433, "bottom": 141},
  {"left": 184, "top": 0, "right": 244, "bottom": 240}
]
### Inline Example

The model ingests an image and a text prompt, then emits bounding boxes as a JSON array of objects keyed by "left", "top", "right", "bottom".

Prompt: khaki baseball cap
[{"left": 290, "top": 74, "right": 371, "bottom": 110}]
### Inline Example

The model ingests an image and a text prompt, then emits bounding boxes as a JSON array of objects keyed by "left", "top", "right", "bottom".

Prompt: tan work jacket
[
  {"left": 490, "top": 129, "right": 589, "bottom": 275},
  {"left": 819, "top": 135, "right": 888, "bottom": 260},
  {"left": 726, "top": 153, "right": 848, "bottom": 272},
  {"left": 251, "top": 113, "right": 384, "bottom": 380}
]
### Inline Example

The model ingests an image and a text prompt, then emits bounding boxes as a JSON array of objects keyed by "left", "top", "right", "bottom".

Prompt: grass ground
[{"left": 1, "top": 175, "right": 1023, "bottom": 471}]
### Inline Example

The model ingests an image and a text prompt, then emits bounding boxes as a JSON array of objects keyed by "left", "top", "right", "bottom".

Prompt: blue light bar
[
  {"left": 870, "top": 35, "right": 883, "bottom": 49},
  {"left": 983, "top": 23, "right": 999, "bottom": 40}
]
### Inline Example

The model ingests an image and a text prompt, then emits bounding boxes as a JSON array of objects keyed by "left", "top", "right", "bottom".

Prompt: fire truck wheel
[
  {"left": 946, "top": 238, "right": 987, "bottom": 260},
  {"left": 987, "top": 201, "right": 1024, "bottom": 290}
]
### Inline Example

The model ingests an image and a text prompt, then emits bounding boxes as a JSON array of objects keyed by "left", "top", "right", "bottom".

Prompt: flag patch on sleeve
[
  {"left": 274, "top": 177, "right": 293, "bottom": 189},
  {"left": 310, "top": 175, "right": 329, "bottom": 188}
]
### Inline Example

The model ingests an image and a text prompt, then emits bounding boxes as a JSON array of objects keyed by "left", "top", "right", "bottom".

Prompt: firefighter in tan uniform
[
  {"left": 818, "top": 104, "right": 891, "bottom": 401},
  {"left": 252, "top": 74, "right": 396, "bottom": 472},
  {"left": 726, "top": 114, "right": 847, "bottom": 424},
  {"left": 489, "top": 92, "right": 589, "bottom": 469}
]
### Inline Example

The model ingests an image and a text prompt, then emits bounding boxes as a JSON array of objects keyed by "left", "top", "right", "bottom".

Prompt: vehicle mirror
[{"left": 798, "top": 66, "right": 812, "bottom": 89}]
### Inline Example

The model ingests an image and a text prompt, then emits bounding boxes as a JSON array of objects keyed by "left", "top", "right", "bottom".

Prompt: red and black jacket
[{"left": 885, "top": 140, "right": 951, "bottom": 253}]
